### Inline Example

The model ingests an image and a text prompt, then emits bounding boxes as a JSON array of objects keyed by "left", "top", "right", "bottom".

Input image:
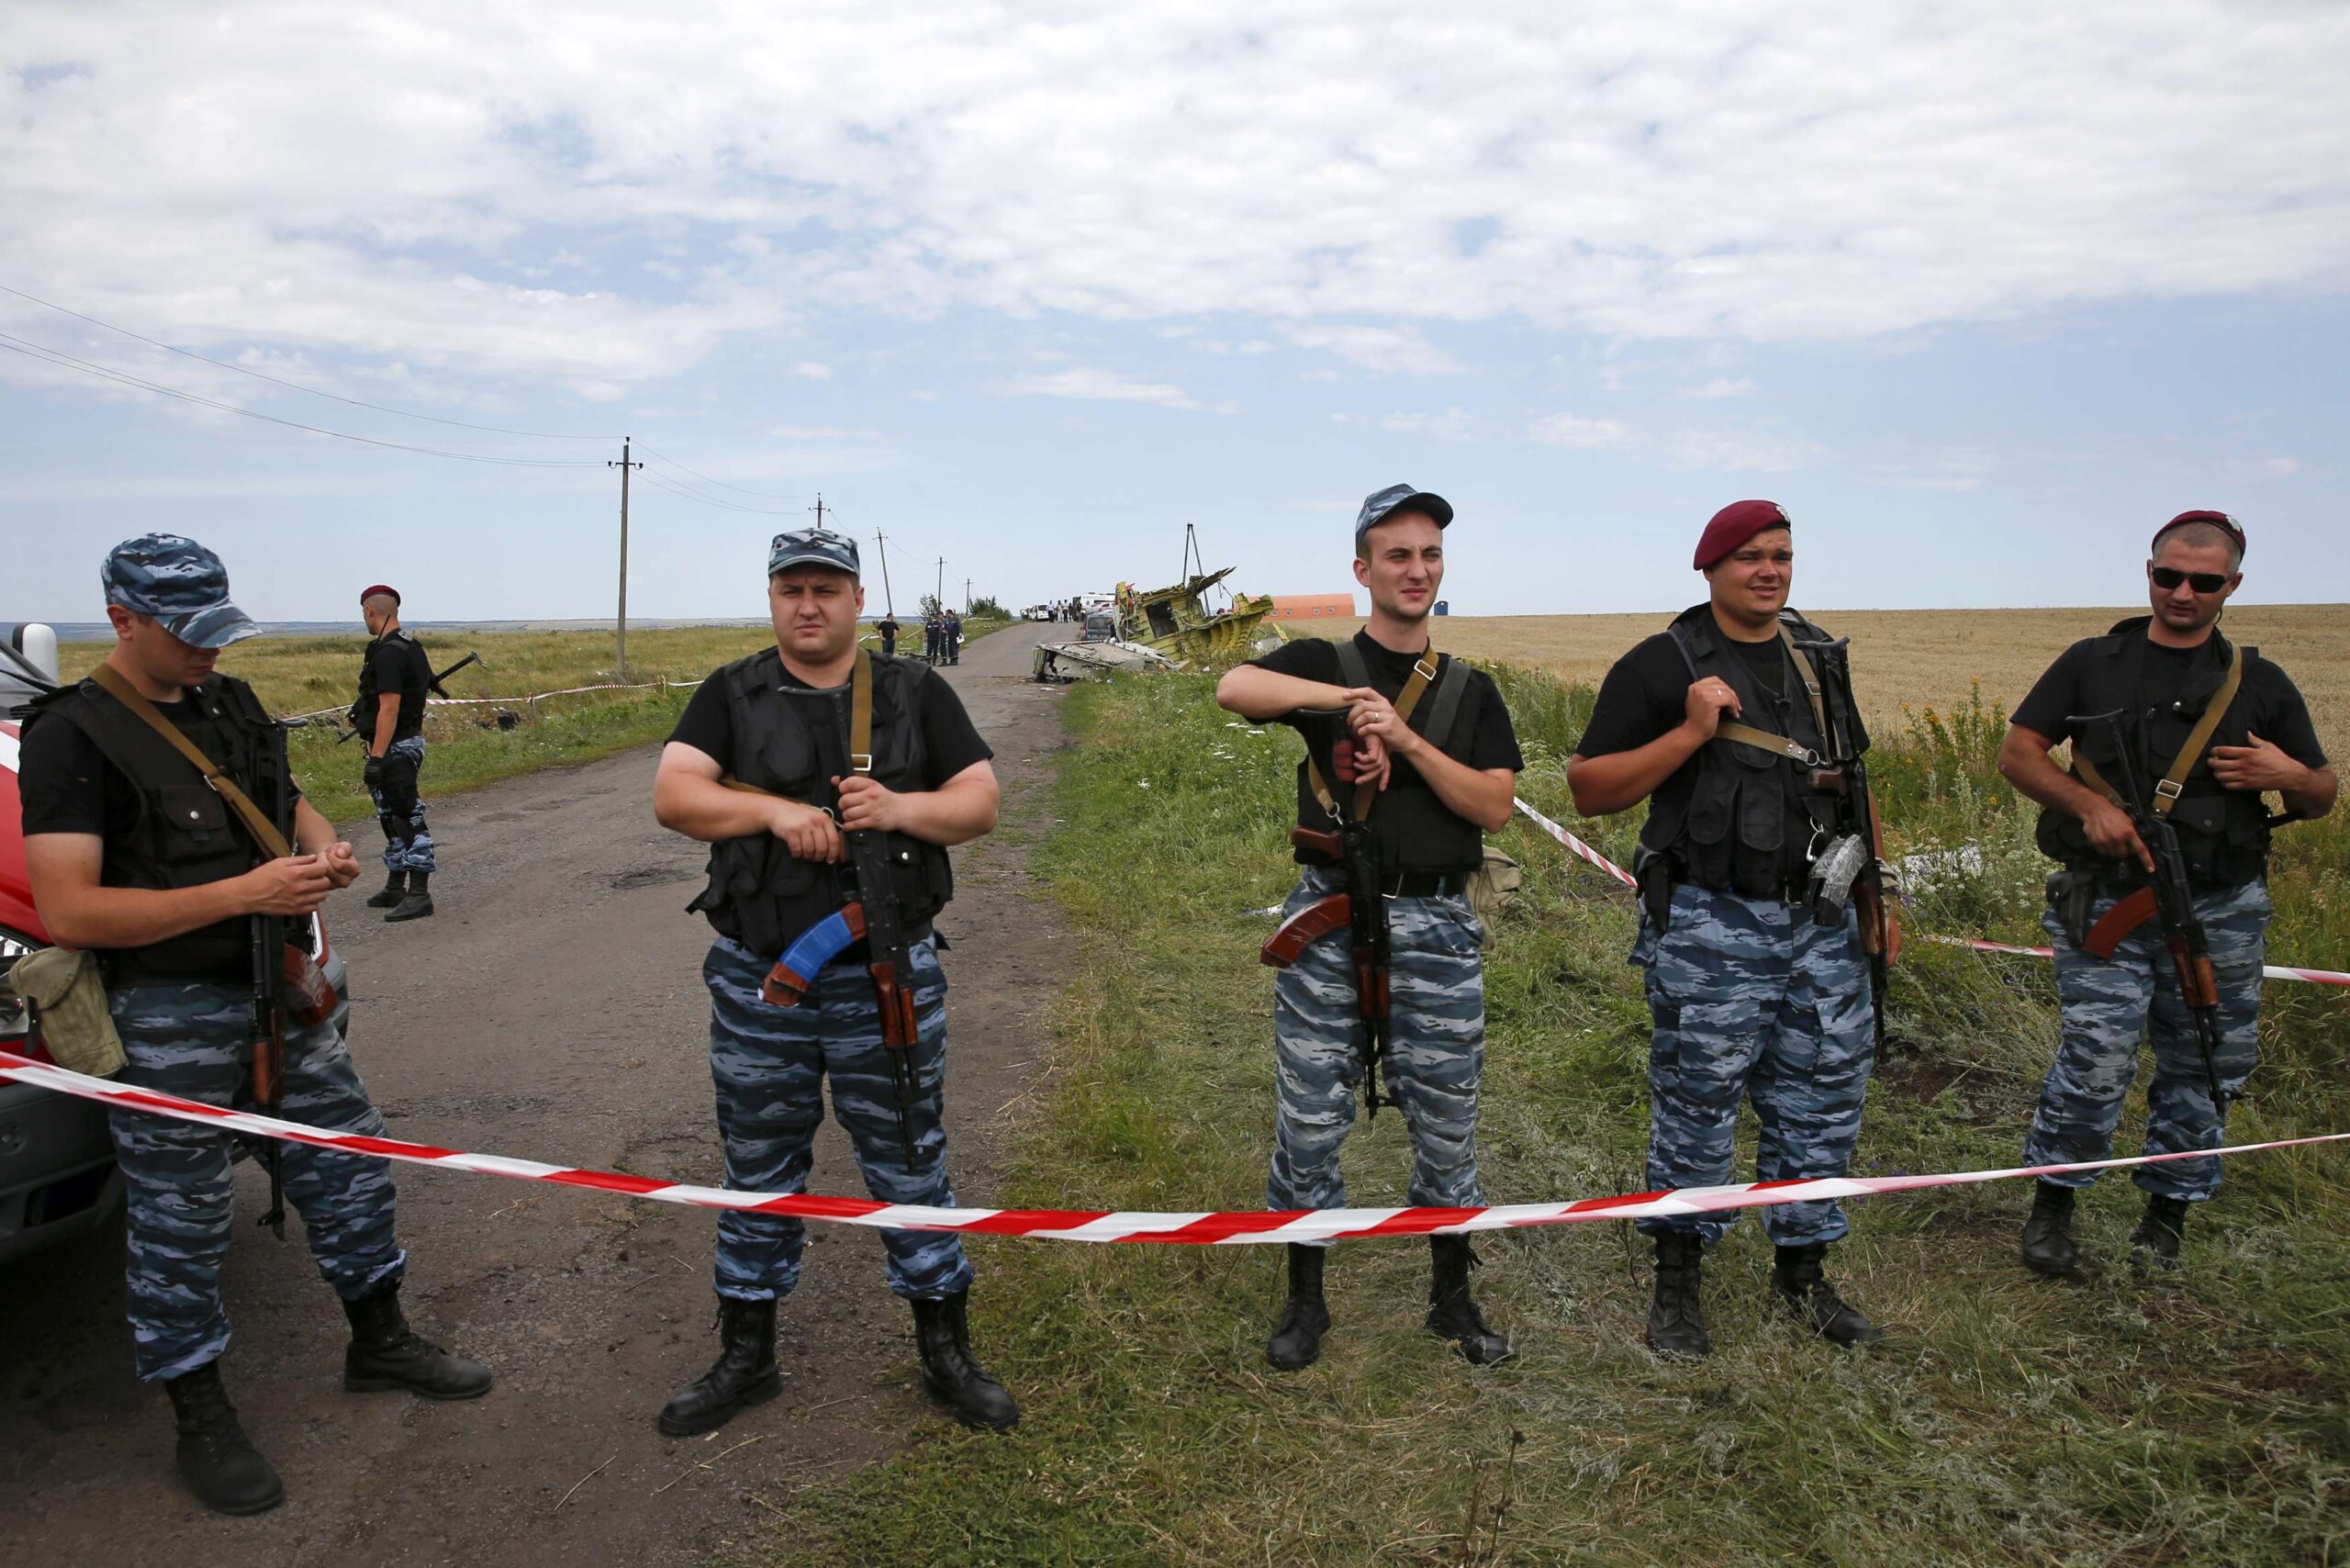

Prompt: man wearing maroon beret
[
  {"left": 1998, "top": 512, "right": 2333, "bottom": 1276},
  {"left": 1567, "top": 501, "right": 1891, "bottom": 1361},
  {"left": 350, "top": 585, "right": 439, "bottom": 921}
]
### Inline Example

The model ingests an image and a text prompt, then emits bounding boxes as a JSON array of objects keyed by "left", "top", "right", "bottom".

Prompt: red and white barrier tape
[
  {"left": 1930, "top": 935, "right": 2350, "bottom": 988},
  {"left": 1507, "top": 801, "right": 2347, "bottom": 988},
  {"left": 6, "top": 1048, "right": 2342, "bottom": 1243},
  {"left": 283, "top": 679, "right": 702, "bottom": 725}
]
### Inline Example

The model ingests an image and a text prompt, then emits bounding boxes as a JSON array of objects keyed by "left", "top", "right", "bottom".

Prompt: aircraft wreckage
[{"left": 1033, "top": 565, "right": 1285, "bottom": 682}]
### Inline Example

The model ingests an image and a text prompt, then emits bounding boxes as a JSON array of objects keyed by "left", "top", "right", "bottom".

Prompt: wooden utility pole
[
  {"left": 964, "top": 577, "right": 971, "bottom": 613},
  {"left": 874, "top": 531, "right": 895, "bottom": 614},
  {"left": 811, "top": 493, "right": 829, "bottom": 529},
  {"left": 610, "top": 437, "right": 643, "bottom": 679},
  {"left": 935, "top": 556, "right": 946, "bottom": 611}
]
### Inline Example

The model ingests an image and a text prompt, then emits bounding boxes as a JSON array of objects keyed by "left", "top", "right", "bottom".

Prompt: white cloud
[
  {"left": 1528, "top": 412, "right": 1634, "bottom": 449},
  {"left": 1379, "top": 408, "right": 1473, "bottom": 441},
  {"left": 997, "top": 366, "right": 1221, "bottom": 411},
  {"left": 1665, "top": 428, "right": 1826, "bottom": 473},
  {"left": 4, "top": 0, "right": 2348, "bottom": 414},
  {"left": 1684, "top": 376, "right": 1756, "bottom": 399},
  {"left": 788, "top": 362, "right": 833, "bottom": 381},
  {"left": 767, "top": 423, "right": 887, "bottom": 441}
]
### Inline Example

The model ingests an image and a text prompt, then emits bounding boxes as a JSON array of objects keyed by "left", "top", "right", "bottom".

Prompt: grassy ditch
[
  {"left": 770, "top": 665, "right": 2350, "bottom": 1566},
  {"left": 57, "top": 620, "right": 1007, "bottom": 824}
]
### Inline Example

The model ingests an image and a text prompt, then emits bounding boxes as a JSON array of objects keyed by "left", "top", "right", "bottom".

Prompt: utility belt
[{"left": 1379, "top": 870, "right": 1466, "bottom": 899}]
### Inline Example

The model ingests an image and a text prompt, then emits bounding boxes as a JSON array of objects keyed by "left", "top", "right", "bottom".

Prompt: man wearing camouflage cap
[
  {"left": 351, "top": 583, "right": 439, "bottom": 922},
  {"left": 1217, "top": 484, "right": 1524, "bottom": 1372},
  {"left": 1568, "top": 500, "right": 1891, "bottom": 1361},
  {"left": 652, "top": 527, "right": 1019, "bottom": 1435},
  {"left": 1999, "top": 511, "right": 2334, "bottom": 1276},
  {"left": 17, "top": 534, "right": 489, "bottom": 1516}
]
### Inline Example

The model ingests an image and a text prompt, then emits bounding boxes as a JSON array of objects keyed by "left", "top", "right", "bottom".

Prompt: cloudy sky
[{"left": 6, "top": 2, "right": 2346, "bottom": 623}]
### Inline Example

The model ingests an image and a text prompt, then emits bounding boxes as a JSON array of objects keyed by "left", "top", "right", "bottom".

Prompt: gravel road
[{"left": 0, "top": 622, "right": 1071, "bottom": 1565}]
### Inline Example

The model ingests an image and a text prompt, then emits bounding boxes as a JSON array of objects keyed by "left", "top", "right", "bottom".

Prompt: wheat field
[{"left": 1344, "top": 604, "right": 2350, "bottom": 756}]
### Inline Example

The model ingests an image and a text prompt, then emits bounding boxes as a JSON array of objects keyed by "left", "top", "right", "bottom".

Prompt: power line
[
  {"left": 636, "top": 469, "right": 804, "bottom": 515},
  {"left": 0, "top": 332, "right": 607, "bottom": 467},
  {"left": 635, "top": 445, "right": 813, "bottom": 503},
  {"left": 0, "top": 280, "right": 614, "bottom": 441}
]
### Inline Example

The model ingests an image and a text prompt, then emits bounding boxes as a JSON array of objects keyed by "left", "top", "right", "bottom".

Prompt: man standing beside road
[
  {"left": 877, "top": 610, "right": 900, "bottom": 657},
  {"left": 923, "top": 611, "right": 942, "bottom": 666},
  {"left": 651, "top": 527, "right": 1019, "bottom": 1435},
  {"left": 17, "top": 535, "right": 489, "bottom": 1518},
  {"left": 1216, "top": 484, "right": 1521, "bottom": 1372},
  {"left": 946, "top": 609, "right": 964, "bottom": 666},
  {"left": 1566, "top": 500, "right": 1889, "bottom": 1361},
  {"left": 351, "top": 586, "right": 436, "bottom": 922},
  {"left": 1998, "top": 511, "right": 2334, "bottom": 1275}
]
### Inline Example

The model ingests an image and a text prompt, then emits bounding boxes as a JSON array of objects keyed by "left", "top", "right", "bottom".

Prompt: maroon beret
[
  {"left": 2151, "top": 510, "right": 2244, "bottom": 559},
  {"left": 359, "top": 584, "right": 400, "bottom": 606},
  {"left": 1693, "top": 499, "right": 1792, "bottom": 571}
]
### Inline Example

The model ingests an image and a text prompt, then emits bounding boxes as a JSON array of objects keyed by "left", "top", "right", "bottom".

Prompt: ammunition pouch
[
  {"left": 1463, "top": 846, "right": 1522, "bottom": 952},
  {"left": 6, "top": 946, "right": 127, "bottom": 1079},
  {"left": 2045, "top": 868, "right": 2099, "bottom": 950},
  {"left": 1635, "top": 847, "right": 1677, "bottom": 938}
]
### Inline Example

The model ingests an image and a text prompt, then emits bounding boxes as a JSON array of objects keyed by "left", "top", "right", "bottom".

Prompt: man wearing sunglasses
[{"left": 1998, "top": 511, "right": 2335, "bottom": 1274}]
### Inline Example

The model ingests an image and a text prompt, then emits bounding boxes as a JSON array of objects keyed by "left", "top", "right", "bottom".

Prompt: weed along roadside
[
  {"left": 57, "top": 620, "right": 1008, "bottom": 824},
  {"left": 774, "top": 665, "right": 2350, "bottom": 1566}
]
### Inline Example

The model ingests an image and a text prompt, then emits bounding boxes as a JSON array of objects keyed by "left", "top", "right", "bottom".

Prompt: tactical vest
[
  {"left": 349, "top": 628, "right": 431, "bottom": 738},
  {"left": 2036, "top": 618, "right": 2273, "bottom": 886},
  {"left": 30, "top": 674, "right": 285, "bottom": 978},
  {"left": 1637, "top": 604, "right": 1845, "bottom": 899},
  {"left": 1293, "top": 639, "right": 1481, "bottom": 875},
  {"left": 687, "top": 649, "right": 954, "bottom": 956}
]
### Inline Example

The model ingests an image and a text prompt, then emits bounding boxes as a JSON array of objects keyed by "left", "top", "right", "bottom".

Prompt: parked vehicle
[{"left": 0, "top": 623, "right": 351, "bottom": 1267}]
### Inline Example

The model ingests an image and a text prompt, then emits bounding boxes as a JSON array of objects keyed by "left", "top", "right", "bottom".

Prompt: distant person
[
  {"left": 650, "top": 527, "right": 1018, "bottom": 1435},
  {"left": 877, "top": 610, "right": 900, "bottom": 656},
  {"left": 946, "top": 610, "right": 963, "bottom": 666},
  {"left": 351, "top": 586, "right": 436, "bottom": 921},
  {"left": 923, "top": 613, "right": 943, "bottom": 666},
  {"left": 1566, "top": 500, "right": 1890, "bottom": 1361},
  {"left": 1998, "top": 511, "right": 2334, "bottom": 1277},
  {"left": 1215, "top": 483, "right": 1520, "bottom": 1372},
  {"left": 17, "top": 533, "right": 489, "bottom": 1516}
]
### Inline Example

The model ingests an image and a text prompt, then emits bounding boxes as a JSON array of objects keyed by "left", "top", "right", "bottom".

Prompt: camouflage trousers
[
  {"left": 2025, "top": 878, "right": 2268, "bottom": 1202},
  {"left": 1630, "top": 883, "right": 1876, "bottom": 1246},
  {"left": 367, "top": 734, "right": 436, "bottom": 875},
  {"left": 702, "top": 935, "right": 974, "bottom": 1301},
  {"left": 1267, "top": 868, "right": 1487, "bottom": 1240},
  {"left": 105, "top": 983, "right": 405, "bottom": 1382}
]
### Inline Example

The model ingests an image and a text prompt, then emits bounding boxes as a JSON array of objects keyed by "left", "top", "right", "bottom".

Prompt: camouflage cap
[
  {"left": 1355, "top": 483, "right": 1453, "bottom": 543},
  {"left": 99, "top": 532, "right": 260, "bottom": 650},
  {"left": 767, "top": 527, "right": 861, "bottom": 577}
]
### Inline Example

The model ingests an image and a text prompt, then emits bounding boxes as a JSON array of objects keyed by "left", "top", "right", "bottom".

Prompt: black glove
[{"left": 363, "top": 755, "right": 387, "bottom": 790}]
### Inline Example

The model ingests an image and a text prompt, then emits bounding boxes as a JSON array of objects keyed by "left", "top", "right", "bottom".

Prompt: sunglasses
[{"left": 2150, "top": 566, "right": 2231, "bottom": 594}]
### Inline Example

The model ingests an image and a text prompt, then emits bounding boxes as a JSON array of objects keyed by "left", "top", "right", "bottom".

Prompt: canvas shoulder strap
[
  {"left": 87, "top": 663, "right": 290, "bottom": 858},
  {"left": 2073, "top": 644, "right": 2244, "bottom": 817},
  {"left": 1698, "top": 625, "right": 1833, "bottom": 767},
  {"left": 1306, "top": 639, "right": 1440, "bottom": 822}
]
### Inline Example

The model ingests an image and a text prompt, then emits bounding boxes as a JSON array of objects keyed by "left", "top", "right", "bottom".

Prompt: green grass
[
  {"left": 59, "top": 619, "right": 1008, "bottom": 823},
  {"left": 757, "top": 664, "right": 2350, "bottom": 1567}
]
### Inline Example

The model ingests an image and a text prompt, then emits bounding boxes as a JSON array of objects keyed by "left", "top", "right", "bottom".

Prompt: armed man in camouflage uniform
[
  {"left": 1998, "top": 511, "right": 2334, "bottom": 1274},
  {"left": 18, "top": 535, "right": 489, "bottom": 1517},
  {"left": 1569, "top": 500, "right": 1890, "bottom": 1361},
  {"left": 652, "top": 527, "right": 1017, "bottom": 1434},
  {"left": 352, "top": 584, "right": 437, "bottom": 922},
  {"left": 1217, "top": 484, "right": 1523, "bottom": 1371}
]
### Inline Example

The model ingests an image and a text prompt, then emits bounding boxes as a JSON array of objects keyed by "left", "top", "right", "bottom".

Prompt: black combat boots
[
  {"left": 1771, "top": 1243, "right": 1886, "bottom": 1347},
  {"left": 384, "top": 871, "right": 434, "bottom": 923},
  {"left": 658, "top": 1296, "right": 781, "bottom": 1436},
  {"left": 912, "top": 1290, "right": 1020, "bottom": 1431},
  {"left": 364, "top": 870, "right": 407, "bottom": 909},
  {"left": 2020, "top": 1180, "right": 2081, "bottom": 1277},
  {"left": 2131, "top": 1194, "right": 2190, "bottom": 1271},
  {"left": 342, "top": 1281, "right": 494, "bottom": 1399},
  {"left": 1426, "top": 1236, "right": 1513, "bottom": 1365},
  {"left": 163, "top": 1361, "right": 285, "bottom": 1516},
  {"left": 1266, "top": 1243, "right": 1331, "bottom": 1372},
  {"left": 1645, "top": 1231, "right": 1711, "bottom": 1361}
]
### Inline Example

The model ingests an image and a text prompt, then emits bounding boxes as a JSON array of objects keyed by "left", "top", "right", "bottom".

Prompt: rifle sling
[
  {"left": 2071, "top": 645, "right": 2244, "bottom": 819},
  {"left": 1704, "top": 626, "right": 1833, "bottom": 767},
  {"left": 1306, "top": 644, "right": 1443, "bottom": 823},
  {"left": 89, "top": 664, "right": 292, "bottom": 859}
]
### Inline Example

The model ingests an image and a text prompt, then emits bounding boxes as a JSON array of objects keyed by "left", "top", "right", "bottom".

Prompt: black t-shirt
[
  {"left": 666, "top": 655, "right": 993, "bottom": 788},
  {"left": 363, "top": 634, "right": 431, "bottom": 742},
  {"left": 1573, "top": 628, "right": 1867, "bottom": 761},
  {"left": 1246, "top": 632, "right": 1524, "bottom": 868},
  {"left": 2012, "top": 633, "right": 2327, "bottom": 767}
]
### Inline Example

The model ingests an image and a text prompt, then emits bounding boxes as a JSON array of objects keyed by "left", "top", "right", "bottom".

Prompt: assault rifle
[
  {"left": 2073, "top": 709, "right": 2229, "bottom": 1110},
  {"left": 752, "top": 664, "right": 925, "bottom": 1163},
  {"left": 1792, "top": 636, "right": 1897, "bottom": 1051},
  {"left": 1259, "top": 708, "right": 1393, "bottom": 1119},
  {"left": 249, "top": 721, "right": 293, "bottom": 1239}
]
